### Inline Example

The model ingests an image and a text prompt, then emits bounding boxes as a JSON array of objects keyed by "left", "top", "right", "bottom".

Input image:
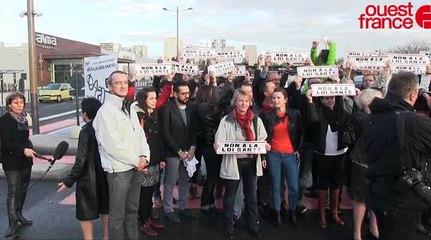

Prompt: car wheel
[{"left": 57, "top": 95, "right": 62, "bottom": 102}]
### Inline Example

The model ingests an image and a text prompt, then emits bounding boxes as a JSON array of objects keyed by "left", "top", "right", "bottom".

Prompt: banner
[
  {"left": 311, "top": 84, "right": 356, "bottom": 96},
  {"left": 419, "top": 51, "right": 431, "bottom": 61},
  {"left": 169, "top": 63, "right": 199, "bottom": 75},
  {"left": 388, "top": 54, "right": 430, "bottom": 65},
  {"left": 83, "top": 54, "right": 117, "bottom": 103},
  {"left": 217, "top": 50, "right": 245, "bottom": 63},
  {"left": 297, "top": 66, "right": 339, "bottom": 78},
  {"left": 138, "top": 63, "right": 172, "bottom": 76},
  {"left": 208, "top": 61, "right": 235, "bottom": 76},
  {"left": 216, "top": 141, "right": 267, "bottom": 154},
  {"left": 391, "top": 65, "right": 427, "bottom": 75},
  {"left": 346, "top": 51, "right": 379, "bottom": 58},
  {"left": 183, "top": 45, "right": 217, "bottom": 60},
  {"left": 269, "top": 51, "right": 308, "bottom": 64},
  {"left": 346, "top": 56, "right": 390, "bottom": 70}
]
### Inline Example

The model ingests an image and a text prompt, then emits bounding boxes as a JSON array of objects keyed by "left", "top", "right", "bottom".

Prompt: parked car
[{"left": 38, "top": 83, "right": 74, "bottom": 102}]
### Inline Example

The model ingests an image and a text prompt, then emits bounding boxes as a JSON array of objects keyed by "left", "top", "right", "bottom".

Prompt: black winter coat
[
  {"left": 136, "top": 109, "right": 165, "bottom": 166},
  {"left": 62, "top": 122, "right": 109, "bottom": 221},
  {"left": 260, "top": 107, "right": 304, "bottom": 153},
  {"left": 366, "top": 95, "right": 431, "bottom": 211},
  {"left": 0, "top": 112, "right": 33, "bottom": 171}
]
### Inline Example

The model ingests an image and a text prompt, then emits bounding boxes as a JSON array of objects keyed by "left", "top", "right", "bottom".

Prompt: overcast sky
[{"left": 1, "top": 0, "right": 430, "bottom": 60}]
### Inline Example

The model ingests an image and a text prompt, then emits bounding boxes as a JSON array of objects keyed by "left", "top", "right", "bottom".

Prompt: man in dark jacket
[
  {"left": 366, "top": 72, "right": 431, "bottom": 240},
  {"left": 160, "top": 81, "right": 197, "bottom": 223}
]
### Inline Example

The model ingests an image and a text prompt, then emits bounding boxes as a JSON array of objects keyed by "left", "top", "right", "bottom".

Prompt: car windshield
[{"left": 44, "top": 84, "right": 61, "bottom": 90}]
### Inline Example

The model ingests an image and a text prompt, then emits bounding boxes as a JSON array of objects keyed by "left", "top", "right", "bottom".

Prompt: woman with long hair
[
  {"left": 0, "top": 91, "right": 36, "bottom": 238},
  {"left": 260, "top": 87, "right": 304, "bottom": 227}
]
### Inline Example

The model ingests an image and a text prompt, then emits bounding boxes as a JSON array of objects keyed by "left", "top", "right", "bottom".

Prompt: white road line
[
  {"left": 47, "top": 124, "right": 80, "bottom": 135},
  {"left": 40, "top": 110, "right": 81, "bottom": 121}
]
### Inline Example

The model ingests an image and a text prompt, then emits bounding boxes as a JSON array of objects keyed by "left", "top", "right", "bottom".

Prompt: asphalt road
[{"left": 24, "top": 98, "right": 83, "bottom": 125}]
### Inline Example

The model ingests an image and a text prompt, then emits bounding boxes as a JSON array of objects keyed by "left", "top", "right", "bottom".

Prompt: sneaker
[
  {"left": 165, "top": 212, "right": 181, "bottom": 223},
  {"left": 140, "top": 223, "right": 158, "bottom": 237},
  {"left": 179, "top": 209, "right": 197, "bottom": 219},
  {"left": 297, "top": 205, "right": 308, "bottom": 214}
]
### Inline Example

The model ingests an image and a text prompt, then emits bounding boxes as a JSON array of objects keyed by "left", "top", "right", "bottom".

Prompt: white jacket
[
  {"left": 215, "top": 113, "right": 267, "bottom": 180},
  {"left": 93, "top": 94, "right": 150, "bottom": 173}
]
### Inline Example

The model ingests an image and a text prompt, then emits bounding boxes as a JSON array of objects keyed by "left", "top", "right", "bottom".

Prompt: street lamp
[
  {"left": 162, "top": 6, "right": 193, "bottom": 61},
  {"left": 20, "top": 0, "right": 42, "bottom": 134}
]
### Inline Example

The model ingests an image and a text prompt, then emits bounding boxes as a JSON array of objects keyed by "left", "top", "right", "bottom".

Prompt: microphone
[{"left": 53, "top": 141, "right": 69, "bottom": 161}]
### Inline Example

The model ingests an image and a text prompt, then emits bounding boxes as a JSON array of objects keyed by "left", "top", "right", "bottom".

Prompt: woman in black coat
[
  {"left": 0, "top": 92, "right": 36, "bottom": 238},
  {"left": 57, "top": 98, "right": 109, "bottom": 240}
]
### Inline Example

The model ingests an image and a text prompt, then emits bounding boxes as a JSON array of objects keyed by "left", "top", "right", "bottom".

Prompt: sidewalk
[{"left": 0, "top": 118, "right": 79, "bottom": 181}]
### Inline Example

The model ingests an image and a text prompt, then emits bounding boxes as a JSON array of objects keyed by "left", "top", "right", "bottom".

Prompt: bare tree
[{"left": 387, "top": 39, "right": 431, "bottom": 54}]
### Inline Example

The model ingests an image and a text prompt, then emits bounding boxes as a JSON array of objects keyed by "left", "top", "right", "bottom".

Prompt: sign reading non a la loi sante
[
  {"left": 311, "top": 84, "right": 356, "bottom": 97},
  {"left": 216, "top": 141, "right": 267, "bottom": 154},
  {"left": 208, "top": 61, "right": 235, "bottom": 76},
  {"left": 297, "top": 66, "right": 339, "bottom": 78}
]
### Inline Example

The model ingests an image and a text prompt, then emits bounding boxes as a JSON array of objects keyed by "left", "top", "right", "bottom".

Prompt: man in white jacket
[{"left": 93, "top": 70, "right": 150, "bottom": 240}]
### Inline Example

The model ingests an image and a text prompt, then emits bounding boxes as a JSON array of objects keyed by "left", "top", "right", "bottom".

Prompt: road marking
[
  {"left": 47, "top": 124, "right": 81, "bottom": 135},
  {"left": 40, "top": 109, "right": 81, "bottom": 121}
]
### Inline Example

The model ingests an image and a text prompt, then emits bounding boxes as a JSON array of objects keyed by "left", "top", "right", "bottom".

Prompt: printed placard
[
  {"left": 169, "top": 63, "right": 199, "bottom": 75},
  {"left": 216, "top": 141, "right": 267, "bottom": 154},
  {"left": 419, "top": 51, "right": 431, "bottom": 61},
  {"left": 236, "top": 65, "right": 247, "bottom": 76},
  {"left": 183, "top": 45, "right": 217, "bottom": 60},
  {"left": 217, "top": 50, "right": 245, "bottom": 63},
  {"left": 138, "top": 63, "right": 172, "bottom": 76},
  {"left": 388, "top": 54, "right": 430, "bottom": 65},
  {"left": 208, "top": 61, "right": 235, "bottom": 76},
  {"left": 346, "top": 51, "right": 379, "bottom": 58},
  {"left": 269, "top": 51, "right": 308, "bottom": 64},
  {"left": 297, "top": 66, "right": 338, "bottom": 78},
  {"left": 311, "top": 84, "right": 356, "bottom": 96},
  {"left": 346, "top": 56, "right": 390, "bottom": 70},
  {"left": 83, "top": 54, "right": 117, "bottom": 103},
  {"left": 391, "top": 65, "right": 427, "bottom": 75}
]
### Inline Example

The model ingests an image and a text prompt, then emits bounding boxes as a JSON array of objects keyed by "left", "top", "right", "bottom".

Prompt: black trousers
[
  {"left": 138, "top": 185, "right": 155, "bottom": 223},
  {"left": 5, "top": 168, "right": 32, "bottom": 223},
  {"left": 223, "top": 158, "right": 259, "bottom": 232},
  {"left": 374, "top": 209, "right": 420, "bottom": 240},
  {"left": 200, "top": 147, "right": 222, "bottom": 207}
]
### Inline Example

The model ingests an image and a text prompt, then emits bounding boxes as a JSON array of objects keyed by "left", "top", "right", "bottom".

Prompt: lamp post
[
  {"left": 162, "top": 6, "right": 193, "bottom": 61},
  {"left": 20, "top": 0, "right": 42, "bottom": 134}
]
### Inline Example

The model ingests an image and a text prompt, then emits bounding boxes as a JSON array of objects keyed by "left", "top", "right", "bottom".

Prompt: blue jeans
[{"left": 267, "top": 151, "right": 299, "bottom": 211}]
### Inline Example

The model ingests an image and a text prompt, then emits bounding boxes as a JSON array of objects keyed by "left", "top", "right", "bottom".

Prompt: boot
[
  {"left": 330, "top": 189, "right": 345, "bottom": 226},
  {"left": 273, "top": 211, "right": 282, "bottom": 228},
  {"left": 18, "top": 212, "right": 32, "bottom": 226},
  {"left": 5, "top": 178, "right": 20, "bottom": 238},
  {"left": 18, "top": 171, "right": 32, "bottom": 227},
  {"left": 318, "top": 190, "right": 328, "bottom": 229},
  {"left": 288, "top": 209, "right": 298, "bottom": 226},
  {"left": 5, "top": 221, "right": 19, "bottom": 238}
]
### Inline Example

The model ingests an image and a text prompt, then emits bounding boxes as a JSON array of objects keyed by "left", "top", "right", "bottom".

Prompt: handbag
[{"left": 396, "top": 111, "right": 431, "bottom": 207}]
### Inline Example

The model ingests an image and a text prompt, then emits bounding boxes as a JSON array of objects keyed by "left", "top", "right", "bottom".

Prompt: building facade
[{"left": 243, "top": 45, "right": 257, "bottom": 65}]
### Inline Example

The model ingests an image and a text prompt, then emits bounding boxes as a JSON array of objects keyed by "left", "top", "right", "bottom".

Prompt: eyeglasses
[
  {"left": 112, "top": 81, "right": 128, "bottom": 86},
  {"left": 178, "top": 92, "right": 190, "bottom": 95}
]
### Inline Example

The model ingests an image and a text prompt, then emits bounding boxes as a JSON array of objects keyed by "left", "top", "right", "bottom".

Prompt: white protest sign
[
  {"left": 346, "top": 51, "right": 379, "bottom": 58},
  {"left": 216, "top": 141, "right": 267, "bottom": 154},
  {"left": 183, "top": 45, "right": 217, "bottom": 60},
  {"left": 236, "top": 65, "right": 247, "bottom": 76},
  {"left": 388, "top": 54, "right": 430, "bottom": 65},
  {"left": 311, "top": 84, "right": 356, "bottom": 96},
  {"left": 208, "top": 61, "right": 235, "bottom": 76},
  {"left": 138, "top": 63, "right": 172, "bottom": 76},
  {"left": 346, "top": 56, "right": 390, "bottom": 70},
  {"left": 391, "top": 65, "right": 427, "bottom": 75},
  {"left": 269, "top": 51, "right": 308, "bottom": 64},
  {"left": 168, "top": 63, "right": 199, "bottom": 75},
  {"left": 217, "top": 50, "right": 245, "bottom": 63},
  {"left": 419, "top": 51, "right": 431, "bottom": 61},
  {"left": 83, "top": 54, "right": 117, "bottom": 103},
  {"left": 297, "top": 66, "right": 338, "bottom": 78}
]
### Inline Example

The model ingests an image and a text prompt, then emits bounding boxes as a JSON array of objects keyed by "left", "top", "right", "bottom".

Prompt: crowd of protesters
[{"left": 4, "top": 39, "right": 431, "bottom": 240}]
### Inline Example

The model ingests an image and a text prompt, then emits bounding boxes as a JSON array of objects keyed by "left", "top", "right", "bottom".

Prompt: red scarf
[{"left": 233, "top": 108, "right": 255, "bottom": 141}]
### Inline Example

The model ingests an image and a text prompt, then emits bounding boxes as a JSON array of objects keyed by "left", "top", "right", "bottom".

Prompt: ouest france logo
[{"left": 358, "top": 2, "right": 431, "bottom": 29}]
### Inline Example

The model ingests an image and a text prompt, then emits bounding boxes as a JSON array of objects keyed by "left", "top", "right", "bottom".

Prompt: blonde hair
[
  {"left": 231, "top": 88, "right": 252, "bottom": 106},
  {"left": 356, "top": 89, "right": 382, "bottom": 112}
]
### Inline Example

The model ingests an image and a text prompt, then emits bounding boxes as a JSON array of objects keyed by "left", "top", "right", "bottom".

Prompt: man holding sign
[{"left": 215, "top": 89, "right": 267, "bottom": 239}]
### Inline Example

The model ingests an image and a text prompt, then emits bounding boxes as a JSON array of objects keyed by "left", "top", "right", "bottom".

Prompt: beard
[{"left": 178, "top": 98, "right": 189, "bottom": 105}]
